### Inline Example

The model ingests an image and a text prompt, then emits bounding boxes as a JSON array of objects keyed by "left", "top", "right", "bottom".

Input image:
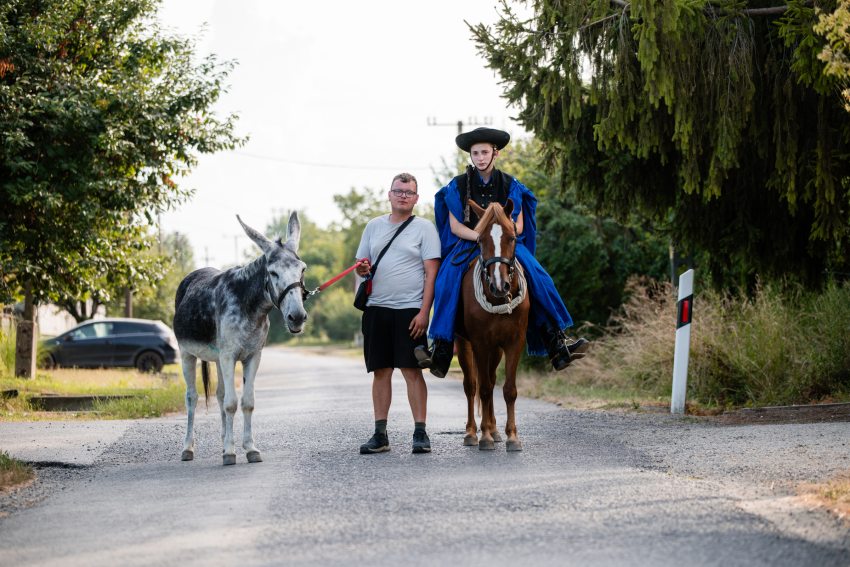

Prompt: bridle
[
  {"left": 477, "top": 218, "right": 519, "bottom": 299},
  {"left": 265, "top": 274, "right": 308, "bottom": 310}
]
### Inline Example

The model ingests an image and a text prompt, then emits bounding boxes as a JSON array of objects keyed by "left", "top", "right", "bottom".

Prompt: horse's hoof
[
  {"left": 463, "top": 434, "right": 479, "bottom": 446},
  {"left": 492, "top": 430, "right": 503, "bottom": 443},
  {"left": 246, "top": 450, "right": 263, "bottom": 463},
  {"left": 222, "top": 454, "right": 236, "bottom": 466},
  {"left": 506, "top": 439, "right": 523, "bottom": 452},
  {"left": 479, "top": 439, "right": 496, "bottom": 451},
  {"left": 181, "top": 450, "right": 194, "bottom": 461}
]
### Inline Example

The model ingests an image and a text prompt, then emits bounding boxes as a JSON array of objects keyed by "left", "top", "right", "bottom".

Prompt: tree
[
  {"left": 816, "top": 0, "right": 850, "bottom": 111},
  {"left": 102, "top": 230, "right": 194, "bottom": 325},
  {"left": 470, "top": 0, "right": 850, "bottom": 289},
  {"left": 0, "top": 0, "right": 242, "bottom": 372}
]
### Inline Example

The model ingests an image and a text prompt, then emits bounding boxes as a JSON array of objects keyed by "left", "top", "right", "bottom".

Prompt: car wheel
[
  {"left": 38, "top": 353, "right": 56, "bottom": 369},
  {"left": 136, "top": 351, "right": 163, "bottom": 373}
]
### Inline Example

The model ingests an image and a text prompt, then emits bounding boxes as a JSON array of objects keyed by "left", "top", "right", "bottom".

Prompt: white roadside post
[{"left": 671, "top": 269, "right": 694, "bottom": 414}]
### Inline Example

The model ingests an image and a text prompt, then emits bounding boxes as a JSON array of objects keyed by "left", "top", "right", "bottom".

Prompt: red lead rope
[{"left": 305, "top": 260, "right": 365, "bottom": 299}]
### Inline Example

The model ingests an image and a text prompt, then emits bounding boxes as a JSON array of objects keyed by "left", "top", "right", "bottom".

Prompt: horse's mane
[{"left": 473, "top": 202, "right": 514, "bottom": 235}]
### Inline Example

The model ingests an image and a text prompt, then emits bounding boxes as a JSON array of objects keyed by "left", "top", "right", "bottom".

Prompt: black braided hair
[{"left": 463, "top": 164, "right": 475, "bottom": 223}]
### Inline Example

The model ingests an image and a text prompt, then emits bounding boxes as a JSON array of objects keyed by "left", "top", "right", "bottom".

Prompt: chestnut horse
[{"left": 456, "top": 199, "right": 530, "bottom": 451}]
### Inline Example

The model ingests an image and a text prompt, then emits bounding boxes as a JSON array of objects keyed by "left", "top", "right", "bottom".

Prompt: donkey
[{"left": 173, "top": 212, "right": 307, "bottom": 465}]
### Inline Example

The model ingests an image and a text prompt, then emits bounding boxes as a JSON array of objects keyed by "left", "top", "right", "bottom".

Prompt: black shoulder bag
[{"left": 353, "top": 216, "right": 415, "bottom": 311}]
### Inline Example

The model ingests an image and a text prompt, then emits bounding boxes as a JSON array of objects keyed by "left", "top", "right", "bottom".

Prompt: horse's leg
[
  {"left": 456, "top": 337, "right": 478, "bottom": 446},
  {"left": 181, "top": 352, "right": 198, "bottom": 461},
  {"left": 484, "top": 351, "right": 502, "bottom": 443},
  {"left": 215, "top": 362, "right": 226, "bottom": 450},
  {"left": 241, "top": 351, "right": 263, "bottom": 463},
  {"left": 503, "top": 343, "right": 524, "bottom": 452},
  {"left": 476, "top": 350, "right": 498, "bottom": 451},
  {"left": 218, "top": 354, "right": 239, "bottom": 465}
]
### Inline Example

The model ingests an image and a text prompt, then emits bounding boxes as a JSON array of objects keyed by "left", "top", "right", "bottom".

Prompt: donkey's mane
[
  {"left": 236, "top": 254, "right": 267, "bottom": 280},
  {"left": 473, "top": 202, "right": 513, "bottom": 234}
]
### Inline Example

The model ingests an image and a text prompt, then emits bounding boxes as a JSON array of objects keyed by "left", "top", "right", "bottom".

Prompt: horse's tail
[{"left": 201, "top": 361, "right": 211, "bottom": 407}]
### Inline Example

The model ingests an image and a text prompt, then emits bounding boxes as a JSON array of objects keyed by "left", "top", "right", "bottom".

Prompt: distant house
[{"left": 2, "top": 302, "right": 105, "bottom": 338}]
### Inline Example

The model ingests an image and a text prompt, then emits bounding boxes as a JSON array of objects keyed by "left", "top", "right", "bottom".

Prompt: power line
[{"left": 231, "top": 151, "right": 430, "bottom": 171}]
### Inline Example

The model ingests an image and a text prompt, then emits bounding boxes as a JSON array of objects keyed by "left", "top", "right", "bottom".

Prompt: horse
[
  {"left": 173, "top": 212, "right": 307, "bottom": 465},
  {"left": 455, "top": 199, "right": 530, "bottom": 452}
]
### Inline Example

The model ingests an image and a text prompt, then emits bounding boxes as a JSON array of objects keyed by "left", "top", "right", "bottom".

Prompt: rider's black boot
[
  {"left": 413, "top": 339, "right": 453, "bottom": 378},
  {"left": 543, "top": 328, "right": 590, "bottom": 371}
]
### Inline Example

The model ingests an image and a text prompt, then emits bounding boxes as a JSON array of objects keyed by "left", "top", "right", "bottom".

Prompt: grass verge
[
  {"left": 799, "top": 471, "right": 850, "bottom": 524},
  {"left": 0, "top": 450, "right": 34, "bottom": 493},
  {"left": 0, "top": 365, "right": 192, "bottom": 421},
  {"left": 531, "top": 277, "right": 850, "bottom": 412}
]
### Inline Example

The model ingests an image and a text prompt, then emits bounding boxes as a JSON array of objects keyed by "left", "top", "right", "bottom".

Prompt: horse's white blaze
[{"left": 490, "top": 224, "right": 504, "bottom": 289}]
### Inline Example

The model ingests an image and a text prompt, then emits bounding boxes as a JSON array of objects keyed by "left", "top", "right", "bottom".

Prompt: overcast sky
[{"left": 156, "top": 1, "right": 525, "bottom": 268}]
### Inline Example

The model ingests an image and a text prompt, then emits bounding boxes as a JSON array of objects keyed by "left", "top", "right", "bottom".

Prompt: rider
[{"left": 415, "top": 127, "right": 588, "bottom": 377}]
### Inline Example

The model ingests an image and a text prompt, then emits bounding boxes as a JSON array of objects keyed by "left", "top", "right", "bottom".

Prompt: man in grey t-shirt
[{"left": 355, "top": 172, "right": 441, "bottom": 454}]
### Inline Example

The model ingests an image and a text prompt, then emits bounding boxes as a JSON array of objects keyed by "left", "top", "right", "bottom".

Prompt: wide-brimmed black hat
[{"left": 455, "top": 127, "right": 510, "bottom": 152}]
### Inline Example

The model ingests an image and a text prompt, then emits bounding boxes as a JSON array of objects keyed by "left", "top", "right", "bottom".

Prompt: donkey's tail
[{"left": 201, "top": 361, "right": 211, "bottom": 408}]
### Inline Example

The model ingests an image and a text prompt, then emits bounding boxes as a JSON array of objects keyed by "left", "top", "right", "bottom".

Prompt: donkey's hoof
[
  {"left": 463, "top": 434, "right": 479, "bottom": 446},
  {"left": 491, "top": 430, "right": 503, "bottom": 443},
  {"left": 246, "top": 450, "right": 263, "bottom": 463},
  {"left": 181, "top": 450, "right": 194, "bottom": 461},
  {"left": 222, "top": 454, "right": 236, "bottom": 466},
  {"left": 506, "top": 439, "right": 523, "bottom": 452},
  {"left": 479, "top": 438, "right": 496, "bottom": 451}
]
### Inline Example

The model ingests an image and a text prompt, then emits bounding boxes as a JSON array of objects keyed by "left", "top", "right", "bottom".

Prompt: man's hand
[
  {"left": 355, "top": 258, "right": 371, "bottom": 277},
  {"left": 409, "top": 311, "right": 428, "bottom": 339}
]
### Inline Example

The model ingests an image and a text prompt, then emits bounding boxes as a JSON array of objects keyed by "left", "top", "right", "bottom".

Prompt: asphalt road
[{"left": 0, "top": 347, "right": 848, "bottom": 566}]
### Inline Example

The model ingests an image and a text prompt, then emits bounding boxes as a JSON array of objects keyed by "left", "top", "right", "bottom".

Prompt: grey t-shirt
[{"left": 355, "top": 215, "right": 441, "bottom": 310}]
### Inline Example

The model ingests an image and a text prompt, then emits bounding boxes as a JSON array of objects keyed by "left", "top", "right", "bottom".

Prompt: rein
[{"left": 268, "top": 261, "right": 364, "bottom": 309}]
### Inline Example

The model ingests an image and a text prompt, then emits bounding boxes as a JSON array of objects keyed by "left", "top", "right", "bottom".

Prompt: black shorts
[{"left": 362, "top": 306, "right": 427, "bottom": 372}]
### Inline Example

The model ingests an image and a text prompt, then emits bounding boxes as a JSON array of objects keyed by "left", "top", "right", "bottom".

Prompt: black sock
[
  {"left": 414, "top": 421, "right": 426, "bottom": 433},
  {"left": 375, "top": 419, "right": 387, "bottom": 435}
]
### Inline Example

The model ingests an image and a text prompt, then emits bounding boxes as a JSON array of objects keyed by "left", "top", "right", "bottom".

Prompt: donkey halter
[{"left": 266, "top": 274, "right": 308, "bottom": 310}]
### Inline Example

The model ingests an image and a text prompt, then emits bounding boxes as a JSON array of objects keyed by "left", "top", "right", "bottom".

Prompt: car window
[
  {"left": 70, "top": 325, "right": 96, "bottom": 340},
  {"left": 112, "top": 322, "right": 150, "bottom": 334},
  {"left": 83, "top": 322, "right": 114, "bottom": 338}
]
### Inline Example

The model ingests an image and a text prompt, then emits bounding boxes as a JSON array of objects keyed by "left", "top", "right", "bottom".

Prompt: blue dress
[{"left": 429, "top": 172, "right": 574, "bottom": 356}]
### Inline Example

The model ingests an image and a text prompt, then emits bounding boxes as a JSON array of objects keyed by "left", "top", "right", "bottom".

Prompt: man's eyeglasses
[{"left": 390, "top": 189, "right": 417, "bottom": 198}]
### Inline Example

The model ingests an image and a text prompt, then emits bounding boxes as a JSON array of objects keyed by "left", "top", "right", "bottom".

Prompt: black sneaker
[
  {"left": 412, "top": 429, "right": 431, "bottom": 454},
  {"left": 359, "top": 432, "right": 390, "bottom": 454}
]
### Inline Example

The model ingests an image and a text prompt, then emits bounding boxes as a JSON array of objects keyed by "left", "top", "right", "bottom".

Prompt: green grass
[
  {"left": 0, "top": 450, "right": 34, "bottom": 492},
  {"left": 0, "top": 364, "right": 191, "bottom": 421},
  {"left": 550, "top": 277, "right": 850, "bottom": 411}
]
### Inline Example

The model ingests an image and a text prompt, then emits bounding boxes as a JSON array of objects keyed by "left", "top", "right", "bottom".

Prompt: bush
[{"left": 564, "top": 277, "right": 850, "bottom": 408}]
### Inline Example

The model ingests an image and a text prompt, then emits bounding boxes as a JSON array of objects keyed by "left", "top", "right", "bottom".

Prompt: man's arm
[{"left": 409, "top": 258, "right": 439, "bottom": 339}]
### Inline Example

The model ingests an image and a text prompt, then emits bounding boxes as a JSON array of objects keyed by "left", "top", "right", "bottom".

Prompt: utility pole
[{"left": 427, "top": 116, "right": 493, "bottom": 167}]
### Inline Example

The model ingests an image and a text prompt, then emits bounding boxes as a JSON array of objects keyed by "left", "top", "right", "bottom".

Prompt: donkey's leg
[
  {"left": 456, "top": 338, "right": 478, "bottom": 446},
  {"left": 241, "top": 351, "right": 263, "bottom": 463},
  {"left": 215, "top": 362, "right": 226, "bottom": 450},
  {"left": 181, "top": 352, "right": 198, "bottom": 461},
  {"left": 218, "top": 354, "right": 239, "bottom": 465},
  {"left": 503, "top": 344, "right": 524, "bottom": 452}
]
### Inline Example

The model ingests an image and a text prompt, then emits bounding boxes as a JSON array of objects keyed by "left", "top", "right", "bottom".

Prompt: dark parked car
[{"left": 40, "top": 318, "right": 179, "bottom": 372}]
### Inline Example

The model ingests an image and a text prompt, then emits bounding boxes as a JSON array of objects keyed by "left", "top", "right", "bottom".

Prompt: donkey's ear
[
  {"left": 503, "top": 199, "right": 514, "bottom": 217},
  {"left": 236, "top": 215, "right": 274, "bottom": 255},
  {"left": 284, "top": 211, "right": 301, "bottom": 253},
  {"left": 467, "top": 199, "right": 486, "bottom": 218}
]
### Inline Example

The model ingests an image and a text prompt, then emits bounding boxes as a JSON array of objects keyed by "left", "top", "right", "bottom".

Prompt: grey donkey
[{"left": 173, "top": 212, "right": 307, "bottom": 465}]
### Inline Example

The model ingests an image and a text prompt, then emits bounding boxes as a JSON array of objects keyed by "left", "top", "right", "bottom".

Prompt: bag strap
[{"left": 367, "top": 215, "right": 415, "bottom": 278}]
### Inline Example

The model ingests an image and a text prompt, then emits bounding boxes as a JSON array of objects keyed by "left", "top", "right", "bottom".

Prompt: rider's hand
[{"left": 409, "top": 311, "right": 428, "bottom": 339}]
